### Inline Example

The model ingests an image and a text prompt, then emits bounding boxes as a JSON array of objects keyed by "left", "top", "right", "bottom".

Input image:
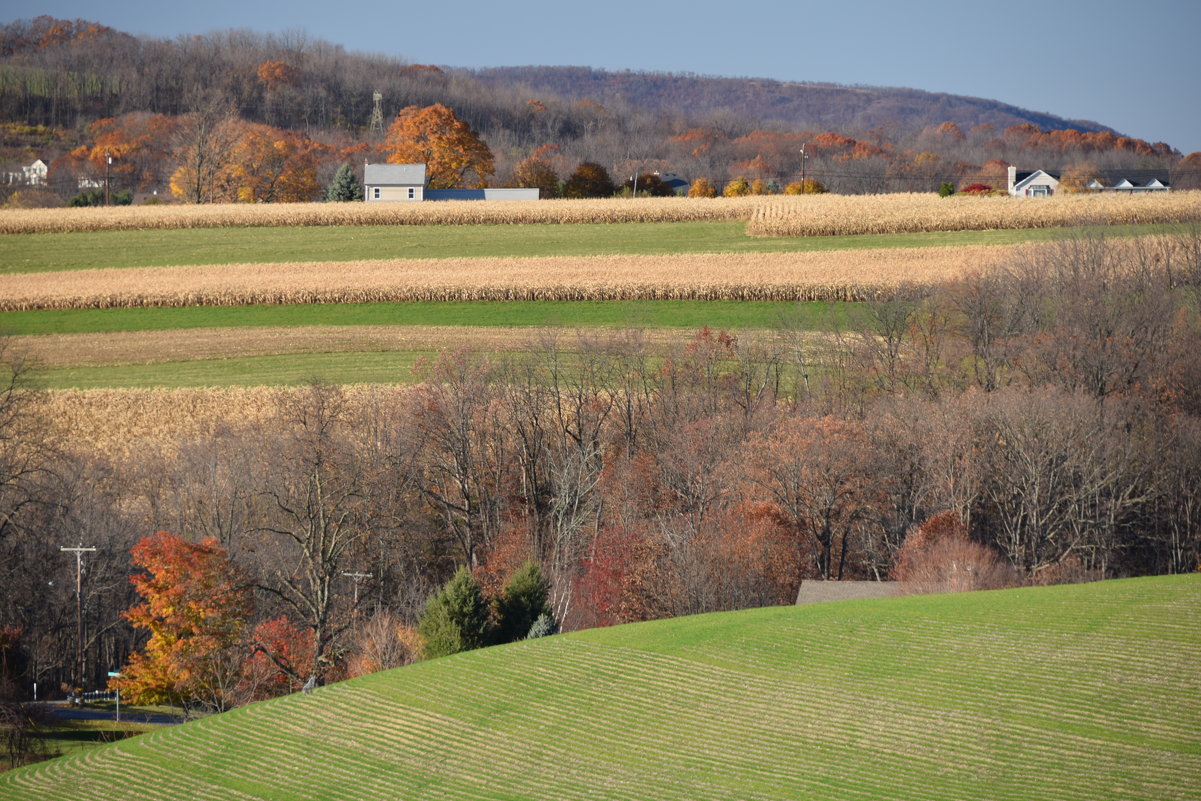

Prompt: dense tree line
[{"left": 1, "top": 231, "right": 1199, "bottom": 714}]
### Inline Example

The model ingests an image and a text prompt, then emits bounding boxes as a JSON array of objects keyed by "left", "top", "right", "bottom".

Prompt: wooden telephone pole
[{"left": 61, "top": 544, "right": 97, "bottom": 688}]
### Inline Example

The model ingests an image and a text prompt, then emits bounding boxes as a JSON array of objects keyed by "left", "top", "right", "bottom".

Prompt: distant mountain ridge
[{"left": 470, "top": 65, "right": 1119, "bottom": 138}]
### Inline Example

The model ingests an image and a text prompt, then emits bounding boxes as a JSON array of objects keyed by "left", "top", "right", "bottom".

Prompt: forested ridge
[{"left": 1, "top": 15, "right": 1194, "bottom": 204}]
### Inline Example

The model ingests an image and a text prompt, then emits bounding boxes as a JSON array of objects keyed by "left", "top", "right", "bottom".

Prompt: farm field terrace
[
  {"left": 3, "top": 575, "right": 1198, "bottom": 800},
  {"left": 2, "top": 198, "right": 1196, "bottom": 389}
]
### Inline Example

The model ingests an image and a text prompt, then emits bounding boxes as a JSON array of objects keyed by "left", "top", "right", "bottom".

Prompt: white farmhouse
[
  {"left": 363, "top": 162, "right": 540, "bottom": 201},
  {"left": 364, "top": 163, "right": 426, "bottom": 201},
  {"left": 3, "top": 158, "right": 48, "bottom": 187},
  {"left": 1007, "top": 167, "right": 1060, "bottom": 197}
]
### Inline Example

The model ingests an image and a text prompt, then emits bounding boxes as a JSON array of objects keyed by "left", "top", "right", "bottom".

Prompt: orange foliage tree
[
  {"left": 383, "top": 103, "right": 494, "bottom": 189},
  {"left": 256, "top": 60, "right": 300, "bottom": 89},
  {"left": 60, "top": 113, "right": 181, "bottom": 193},
  {"left": 225, "top": 122, "right": 325, "bottom": 202},
  {"left": 114, "top": 532, "right": 252, "bottom": 713}
]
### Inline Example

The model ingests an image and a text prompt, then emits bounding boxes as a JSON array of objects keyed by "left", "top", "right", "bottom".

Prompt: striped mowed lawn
[{"left": 3, "top": 575, "right": 1198, "bottom": 800}]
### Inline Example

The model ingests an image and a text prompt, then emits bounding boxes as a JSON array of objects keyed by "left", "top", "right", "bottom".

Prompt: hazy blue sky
[{"left": 12, "top": 0, "right": 1201, "bottom": 153}]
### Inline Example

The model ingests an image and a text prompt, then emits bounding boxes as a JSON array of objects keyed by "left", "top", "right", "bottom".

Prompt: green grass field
[
  {"left": 4, "top": 575, "right": 1198, "bottom": 800},
  {"left": 0, "top": 220, "right": 1184, "bottom": 274},
  {"left": 0, "top": 300, "right": 844, "bottom": 336}
]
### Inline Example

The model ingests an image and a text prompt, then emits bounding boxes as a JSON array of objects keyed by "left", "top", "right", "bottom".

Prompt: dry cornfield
[
  {"left": 746, "top": 190, "right": 1201, "bottom": 237},
  {"left": 0, "top": 196, "right": 764, "bottom": 234},
  {"left": 0, "top": 246, "right": 1017, "bottom": 309},
  {"left": 37, "top": 385, "right": 413, "bottom": 460},
  {"left": 2, "top": 191, "right": 1198, "bottom": 236}
]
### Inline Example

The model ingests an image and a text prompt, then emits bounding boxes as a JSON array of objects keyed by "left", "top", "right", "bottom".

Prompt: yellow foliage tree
[
  {"left": 723, "top": 176, "right": 750, "bottom": 197},
  {"left": 687, "top": 177, "right": 716, "bottom": 198},
  {"left": 383, "top": 103, "right": 495, "bottom": 189}
]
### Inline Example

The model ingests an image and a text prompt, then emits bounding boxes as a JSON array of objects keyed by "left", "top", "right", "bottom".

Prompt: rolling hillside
[{"left": 3, "top": 575, "right": 1198, "bottom": 800}]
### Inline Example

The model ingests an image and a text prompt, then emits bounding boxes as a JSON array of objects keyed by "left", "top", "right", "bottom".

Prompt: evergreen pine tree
[
  {"left": 325, "top": 163, "right": 363, "bottom": 202},
  {"left": 493, "top": 561, "right": 555, "bottom": 645},
  {"left": 417, "top": 567, "right": 491, "bottom": 659}
]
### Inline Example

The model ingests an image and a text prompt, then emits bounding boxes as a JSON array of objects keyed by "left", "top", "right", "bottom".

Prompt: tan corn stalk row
[
  {"left": 746, "top": 191, "right": 1201, "bottom": 237},
  {"left": 0, "top": 196, "right": 767, "bottom": 234},
  {"left": 37, "top": 385, "right": 413, "bottom": 460},
  {"left": 0, "top": 246, "right": 1016, "bottom": 309}
]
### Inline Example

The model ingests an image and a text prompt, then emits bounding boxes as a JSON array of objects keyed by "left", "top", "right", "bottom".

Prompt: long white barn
[{"left": 363, "top": 163, "right": 539, "bottom": 201}]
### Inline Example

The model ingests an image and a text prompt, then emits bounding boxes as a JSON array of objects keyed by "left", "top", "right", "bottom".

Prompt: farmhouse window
[
  {"left": 372, "top": 187, "right": 380, "bottom": 199},
  {"left": 408, "top": 188, "right": 415, "bottom": 199}
]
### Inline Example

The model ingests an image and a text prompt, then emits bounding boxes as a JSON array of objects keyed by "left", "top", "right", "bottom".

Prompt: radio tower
[{"left": 369, "top": 91, "right": 384, "bottom": 135}]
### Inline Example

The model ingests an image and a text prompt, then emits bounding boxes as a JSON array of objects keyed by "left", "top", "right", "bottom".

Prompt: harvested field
[
  {"left": 0, "top": 196, "right": 763, "bottom": 234},
  {"left": 3, "top": 576, "right": 1198, "bottom": 800},
  {"left": 37, "top": 385, "right": 410, "bottom": 459},
  {"left": 0, "top": 245, "right": 1016, "bottom": 309},
  {"left": 16, "top": 325, "right": 695, "bottom": 366},
  {"left": 747, "top": 190, "right": 1201, "bottom": 237}
]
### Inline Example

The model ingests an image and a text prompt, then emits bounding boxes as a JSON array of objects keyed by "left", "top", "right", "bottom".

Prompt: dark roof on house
[
  {"left": 1015, "top": 170, "right": 1060, "bottom": 183},
  {"left": 1090, "top": 169, "right": 1171, "bottom": 188}
]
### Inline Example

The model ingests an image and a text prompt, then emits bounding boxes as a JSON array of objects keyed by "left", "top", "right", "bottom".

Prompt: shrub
[
  {"left": 68, "top": 188, "right": 131, "bottom": 207},
  {"left": 891, "top": 511, "right": 1016, "bottom": 593},
  {"left": 938, "top": 182, "right": 956, "bottom": 198},
  {"left": 784, "top": 179, "right": 827, "bottom": 195},
  {"left": 526, "top": 613, "right": 559, "bottom": 639},
  {"left": 959, "top": 183, "right": 994, "bottom": 196}
]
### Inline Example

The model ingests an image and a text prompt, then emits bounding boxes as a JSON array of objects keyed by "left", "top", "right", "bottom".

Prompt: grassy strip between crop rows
[
  {"left": 3, "top": 219, "right": 1184, "bottom": 275},
  {"left": 3, "top": 575, "right": 1198, "bottom": 800},
  {"left": 0, "top": 300, "right": 842, "bottom": 335}
]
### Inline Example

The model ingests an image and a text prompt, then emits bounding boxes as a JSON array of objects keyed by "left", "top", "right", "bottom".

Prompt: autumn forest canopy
[{"left": 0, "top": 15, "right": 1198, "bottom": 207}]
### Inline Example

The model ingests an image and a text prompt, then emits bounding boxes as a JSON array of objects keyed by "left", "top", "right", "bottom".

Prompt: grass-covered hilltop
[{"left": 4, "top": 576, "right": 1199, "bottom": 801}]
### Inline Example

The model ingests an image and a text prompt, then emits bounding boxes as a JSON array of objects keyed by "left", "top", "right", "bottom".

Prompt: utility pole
[
  {"left": 104, "top": 151, "right": 112, "bottom": 206},
  {"left": 800, "top": 143, "right": 808, "bottom": 189},
  {"left": 341, "top": 571, "right": 373, "bottom": 623},
  {"left": 61, "top": 544, "right": 97, "bottom": 689}
]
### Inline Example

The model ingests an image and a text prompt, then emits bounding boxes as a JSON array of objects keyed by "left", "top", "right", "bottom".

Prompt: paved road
[{"left": 44, "top": 701, "right": 181, "bottom": 725}]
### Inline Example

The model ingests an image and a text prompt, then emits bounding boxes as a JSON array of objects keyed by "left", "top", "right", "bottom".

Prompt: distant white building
[
  {"left": 1008, "top": 167, "right": 1060, "bottom": 197},
  {"left": 3, "top": 158, "right": 48, "bottom": 187},
  {"left": 1008, "top": 165, "right": 1171, "bottom": 197},
  {"left": 363, "top": 163, "right": 540, "bottom": 201}
]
